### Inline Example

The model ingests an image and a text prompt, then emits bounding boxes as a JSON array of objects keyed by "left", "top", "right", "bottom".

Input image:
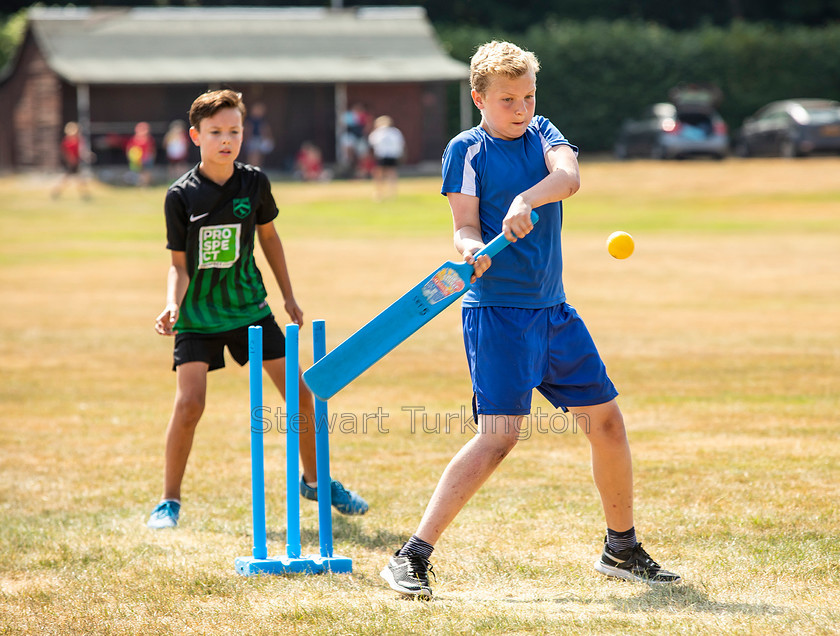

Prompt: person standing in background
[
  {"left": 164, "top": 120, "right": 190, "bottom": 181},
  {"left": 368, "top": 115, "right": 405, "bottom": 201},
  {"left": 126, "top": 121, "right": 156, "bottom": 187},
  {"left": 244, "top": 102, "right": 274, "bottom": 167},
  {"left": 51, "top": 121, "right": 91, "bottom": 200}
]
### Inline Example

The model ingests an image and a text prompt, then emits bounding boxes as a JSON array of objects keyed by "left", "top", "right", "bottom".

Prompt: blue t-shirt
[{"left": 441, "top": 115, "right": 577, "bottom": 308}]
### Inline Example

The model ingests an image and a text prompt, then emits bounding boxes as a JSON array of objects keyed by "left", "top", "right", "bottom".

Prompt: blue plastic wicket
[
  {"left": 285, "top": 324, "right": 301, "bottom": 558},
  {"left": 235, "top": 322, "right": 352, "bottom": 576},
  {"left": 248, "top": 326, "right": 267, "bottom": 560},
  {"left": 312, "top": 319, "right": 333, "bottom": 557}
]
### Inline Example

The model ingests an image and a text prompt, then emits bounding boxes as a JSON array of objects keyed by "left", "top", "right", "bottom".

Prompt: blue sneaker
[
  {"left": 147, "top": 500, "right": 180, "bottom": 529},
  {"left": 299, "top": 476, "right": 368, "bottom": 516}
]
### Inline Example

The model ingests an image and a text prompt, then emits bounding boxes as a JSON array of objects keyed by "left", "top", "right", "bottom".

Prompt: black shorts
[
  {"left": 376, "top": 157, "right": 399, "bottom": 167},
  {"left": 172, "top": 314, "right": 286, "bottom": 371},
  {"left": 62, "top": 159, "right": 80, "bottom": 175}
]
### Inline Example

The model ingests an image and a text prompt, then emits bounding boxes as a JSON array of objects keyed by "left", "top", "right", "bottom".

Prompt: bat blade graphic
[{"left": 303, "top": 212, "right": 538, "bottom": 400}]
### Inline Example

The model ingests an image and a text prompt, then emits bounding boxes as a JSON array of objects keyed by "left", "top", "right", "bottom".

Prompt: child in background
[
  {"left": 163, "top": 120, "right": 190, "bottom": 180},
  {"left": 368, "top": 116, "right": 405, "bottom": 201},
  {"left": 51, "top": 122, "right": 91, "bottom": 200},
  {"left": 126, "top": 121, "right": 156, "bottom": 186},
  {"left": 295, "top": 141, "right": 327, "bottom": 181}
]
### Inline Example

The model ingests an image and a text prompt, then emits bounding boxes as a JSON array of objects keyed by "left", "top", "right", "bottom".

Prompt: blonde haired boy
[{"left": 380, "top": 41, "right": 679, "bottom": 598}]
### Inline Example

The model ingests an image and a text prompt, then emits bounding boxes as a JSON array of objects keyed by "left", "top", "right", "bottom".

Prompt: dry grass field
[{"left": 1, "top": 158, "right": 838, "bottom": 635}]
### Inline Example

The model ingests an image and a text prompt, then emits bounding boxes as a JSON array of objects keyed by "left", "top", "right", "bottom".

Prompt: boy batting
[{"left": 381, "top": 41, "right": 680, "bottom": 598}]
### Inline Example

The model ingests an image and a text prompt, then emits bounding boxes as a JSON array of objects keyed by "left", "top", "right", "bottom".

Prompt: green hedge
[
  {"left": 439, "top": 20, "right": 840, "bottom": 152},
  {"left": 0, "top": 9, "right": 26, "bottom": 75}
]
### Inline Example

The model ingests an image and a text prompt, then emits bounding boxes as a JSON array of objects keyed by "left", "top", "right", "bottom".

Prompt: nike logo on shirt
[{"left": 189, "top": 212, "right": 209, "bottom": 222}]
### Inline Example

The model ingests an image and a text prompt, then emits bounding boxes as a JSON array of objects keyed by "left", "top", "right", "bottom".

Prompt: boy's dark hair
[{"left": 189, "top": 89, "right": 246, "bottom": 130}]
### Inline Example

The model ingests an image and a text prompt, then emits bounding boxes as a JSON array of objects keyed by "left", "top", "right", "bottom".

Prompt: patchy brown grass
[{"left": 1, "top": 158, "right": 838, "bottom": 634}]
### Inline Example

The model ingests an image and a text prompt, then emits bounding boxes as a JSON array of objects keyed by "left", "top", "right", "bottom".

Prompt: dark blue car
[{"left": 734, "top": 99, "right": 840, "bottom": 158}]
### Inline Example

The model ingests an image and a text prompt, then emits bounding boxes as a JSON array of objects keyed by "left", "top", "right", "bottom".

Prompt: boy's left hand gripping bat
[{"left": 303, "top": 211, "right": 539, "bottom": 401}]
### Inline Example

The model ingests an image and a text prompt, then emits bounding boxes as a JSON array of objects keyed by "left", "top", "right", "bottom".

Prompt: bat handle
[{"left": 474, "top": 210, "right": 540, "bottom": 260}]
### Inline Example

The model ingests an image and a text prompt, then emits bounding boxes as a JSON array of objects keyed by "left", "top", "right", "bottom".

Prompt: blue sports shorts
[{"left": 462, "top": 304, "right": 618, "bottom": 416}]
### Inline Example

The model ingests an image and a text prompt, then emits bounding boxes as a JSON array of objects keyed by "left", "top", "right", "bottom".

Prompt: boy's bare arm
[
  {"left": 503, "top": 144, "right": 580, "bottom": 241},
  {"left": 449, "top": 192, "right": 492, "bottom": 282},
  {"left": 257, "top": 222, "right": 303, "bottom": 326},
  {"left": 155, "top": 250, "right": 188, "bottom": 335}
]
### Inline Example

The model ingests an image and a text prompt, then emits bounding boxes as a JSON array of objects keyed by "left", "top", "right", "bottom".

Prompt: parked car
[
  {"left": 734, "top": 98, "right": 840, "bottom": 157},
  {"left": 614, "top": 102, "right": 729, "bottom": 160}
]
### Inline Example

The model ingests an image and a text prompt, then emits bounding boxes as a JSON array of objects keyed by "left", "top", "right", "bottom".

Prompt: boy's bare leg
[
  {"left": 575, "top": 399, "right": 682, "bottom": 583},
  {"left": 78, "top": 173, "right": 90, "bottom": 199},
  {"left": 385, "top": 167, "right": 398, "bottom": 199},
  {"left": 263, "top": 359, "right": 317, "bottom": 482},
  {"left": 372, "top": 166, "right": 384, "bottom": 201},
  {"left": 571, "top": 399, "right": 634, "bottom": 532},
  {"left": 162, "top": 361, "right": 209, "bottom": 501},
  {"left": 413, "top": 414, "right": 524, "bottom": 545}
]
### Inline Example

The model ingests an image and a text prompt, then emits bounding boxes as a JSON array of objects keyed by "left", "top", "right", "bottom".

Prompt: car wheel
[
  {"left": 614, "top": 143, "right": 629, "bottom": 160},
  {"left": 734, "top": 140, "right": 750, "bottom": 157},
  {"left": 780, "top": 138, "right": 799, "bottom": 158},
  {"left": 651, "top": 144, "right": 667, "bottom": 160}
]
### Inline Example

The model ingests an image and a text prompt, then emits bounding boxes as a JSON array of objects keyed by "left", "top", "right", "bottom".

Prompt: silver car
[{"left": 615, "top": 102, "right": 729, "bottom": 160}]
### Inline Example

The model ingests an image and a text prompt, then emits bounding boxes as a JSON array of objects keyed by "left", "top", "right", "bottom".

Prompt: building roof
[{"left": 28, "top": 6, "right": 469, "bottom": 85}]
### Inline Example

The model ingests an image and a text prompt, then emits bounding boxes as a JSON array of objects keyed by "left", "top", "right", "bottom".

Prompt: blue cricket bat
[{"left": 302, "top": 211, "right": 539, "bottom": 401}]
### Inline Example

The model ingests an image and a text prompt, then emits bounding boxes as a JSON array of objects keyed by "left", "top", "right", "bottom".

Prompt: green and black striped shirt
[{"left": 165, "top": 162, "right": 278, "bottom": 333}]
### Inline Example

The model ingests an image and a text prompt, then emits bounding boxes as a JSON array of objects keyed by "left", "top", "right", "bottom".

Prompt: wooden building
[{"left": 0, "top": 6, "right": 470, "bottom": 172}]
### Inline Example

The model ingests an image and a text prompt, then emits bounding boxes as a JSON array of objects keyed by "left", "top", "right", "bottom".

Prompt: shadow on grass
[
  {"left": 443, "top": 584, "right": 785, "bottom": 618},
  {"left": 266, "top": 517, "right": 406, "bottom": 552},
  {"left": 608, "top": 582, "right": 786, "bottom": 617}
]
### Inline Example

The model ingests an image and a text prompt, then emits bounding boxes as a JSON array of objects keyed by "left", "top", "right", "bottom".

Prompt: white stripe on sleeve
[
  {"left": 539, "top": 132, "right": 578, "bottom": 156},
  {"left": 460, "top": 141, "right": 481, "bottom": 197}
]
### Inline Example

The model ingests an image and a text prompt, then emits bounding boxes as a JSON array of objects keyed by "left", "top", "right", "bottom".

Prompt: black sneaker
[
  {"left": 595, "top": 540, "right": 682, "bottom": 584},
  {"left": 380, "top": 549, "right": 435, "bottom": 599}
]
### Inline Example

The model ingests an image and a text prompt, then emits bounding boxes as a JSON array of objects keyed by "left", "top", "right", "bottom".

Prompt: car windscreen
[{"left": 802, "top": 106, "right": 840, "bottom": 125}]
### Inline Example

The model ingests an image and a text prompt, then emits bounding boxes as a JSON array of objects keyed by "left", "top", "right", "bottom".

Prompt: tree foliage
[
  {"left": 0, "top": 8, "right": 26, "bottom": 73},
  {"left": 426, "top": 0, "right": 840, "bottom": 30},
  {"left": 3, "top": 0, "right": 840, "bottom": 29},
  {"left": 3, "top": 4, "right": 839, "bottom": 152},
  {"left": 440, "top": 20, "right": 840, "bottom": 151}
]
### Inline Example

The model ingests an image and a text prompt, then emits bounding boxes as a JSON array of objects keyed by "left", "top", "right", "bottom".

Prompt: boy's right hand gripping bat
[{"left": 303, "top": 211, "right": 539, "bottom": 401}]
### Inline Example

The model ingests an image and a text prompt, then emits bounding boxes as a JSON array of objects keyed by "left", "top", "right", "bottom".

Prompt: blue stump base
[{"left": 235, "top": 554, "right": 353, "bottom": 576}]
